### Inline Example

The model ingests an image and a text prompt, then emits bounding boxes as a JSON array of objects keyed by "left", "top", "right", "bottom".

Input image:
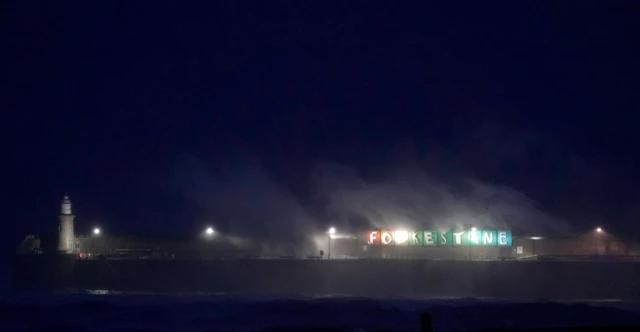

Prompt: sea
[
  {"left": 2, "top": 259, "right": 640, "bottom": 332},
  {"left": 2, "top": 290, "right": 640, "bottom": 332}
]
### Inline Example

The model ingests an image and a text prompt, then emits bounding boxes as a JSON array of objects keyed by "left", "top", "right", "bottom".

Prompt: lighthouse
[{"left": 57, "top": 194, "right": 76, "bottom": 253}]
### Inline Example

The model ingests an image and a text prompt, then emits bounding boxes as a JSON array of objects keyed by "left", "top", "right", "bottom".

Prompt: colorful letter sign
[
  {"left": 381, "top": 230, "right": 394, "bottom": 245},
  {"left": 408, "top": 231, "right": 423, "bottom": 246},
  {"left": 366, "top": 229, "right": 512, "bottom": 247},
  {"left": 482, "top": 230, "right": 497, "bottom": 246},
  {"left": 394, "top": 230, "right": 409, "bottom": 246}
]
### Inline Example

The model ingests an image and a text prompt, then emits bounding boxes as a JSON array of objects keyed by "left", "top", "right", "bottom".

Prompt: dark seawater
[{"left": 1, "top": 290, "right": 640, "bottom": 332}]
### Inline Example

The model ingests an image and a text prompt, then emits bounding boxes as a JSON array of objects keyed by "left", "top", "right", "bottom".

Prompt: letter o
[{"left": 382, "top": 232, "right": 393, "bottom": 245}]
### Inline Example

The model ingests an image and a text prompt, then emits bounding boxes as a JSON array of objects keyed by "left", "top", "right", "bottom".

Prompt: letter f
[{"left": 369, "top": 231, "right": 378, "bottom": 244}]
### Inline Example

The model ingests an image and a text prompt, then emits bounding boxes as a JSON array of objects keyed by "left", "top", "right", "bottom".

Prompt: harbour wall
[
  {"left": 71, "top": 259, "right": 640, "bottom": 300},
  {"left": 11, "top": 253, "right": 77, "bottom": 290}
]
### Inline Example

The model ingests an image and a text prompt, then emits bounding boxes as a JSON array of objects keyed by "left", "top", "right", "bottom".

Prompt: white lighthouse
[{"left": 57, "top": 194, "right": 76, "bottom": 253}]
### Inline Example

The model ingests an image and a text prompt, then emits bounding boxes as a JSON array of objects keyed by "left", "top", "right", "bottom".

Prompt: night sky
[{"left": 4, "top": 1, "right": 640, "bottom": 253}]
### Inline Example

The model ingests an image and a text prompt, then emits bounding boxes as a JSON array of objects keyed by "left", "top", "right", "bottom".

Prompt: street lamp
[
  {"left": 594, "top": 227, "right": 603, "bottom": 255},
  {"left": 328, "top": 227, "right": 336, "bottom": 260},
  {"left": 91, "top": 227, "right": 101, "bottom": 257},
  {"left": 205, "top": 227, "right": 215, "bottom": 235}
]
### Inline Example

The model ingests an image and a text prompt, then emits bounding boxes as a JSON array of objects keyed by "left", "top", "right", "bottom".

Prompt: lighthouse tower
[{"left": 57, "top": 194, "right": 76, "bottom": 253}]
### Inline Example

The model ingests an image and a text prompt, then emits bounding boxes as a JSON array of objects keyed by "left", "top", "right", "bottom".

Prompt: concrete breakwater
[
  {"left": 69, "top": 259, "right": 640, "bottom": 300},
  {"left": 11, "top": 254, "right": 78, "bottom": 290},
  {"left": 11, "top": 256, "right": 640, "bottom": 300}
]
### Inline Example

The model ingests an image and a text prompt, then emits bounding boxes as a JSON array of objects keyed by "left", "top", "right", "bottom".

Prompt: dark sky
[{"left": 4, "top": 1, "right": 640, "bottom": 250}]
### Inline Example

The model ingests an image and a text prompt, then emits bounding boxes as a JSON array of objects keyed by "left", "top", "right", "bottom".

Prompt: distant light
[
  {"left": 205, "top": 227, "right": 215, "bottom": 235},
  {"left": 596, "top": 227, "right": 602, "bottom": 233},
  {"left": 93, "top": 228, "right": 101, "bottom": 235},
  {"left": 328, "top": 227, "right": 336, "bottom": 235},
  {"left": 530, "top": 237, "right": 543, "bottom": 240},
  {"left": 394, "top": 230, "right": 409, "bottom": 244}
]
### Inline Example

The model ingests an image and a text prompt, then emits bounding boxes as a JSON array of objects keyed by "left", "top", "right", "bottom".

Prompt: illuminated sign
[{"left": 367, "top": 230, "right": 512, "bottom": 246}]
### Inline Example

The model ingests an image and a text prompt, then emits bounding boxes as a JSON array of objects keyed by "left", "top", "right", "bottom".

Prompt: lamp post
[
  {"left": 92, "top": 227, "right": 100, "bottom": 257},
  {"left": 328, "top": 227, "right": 336, "bottom": 260},
  {"left": 202, "top": 227, "right": 216, "bottom": 259},
  {"left": 595, "top": 227, "right": 603, "bottom": 255}
]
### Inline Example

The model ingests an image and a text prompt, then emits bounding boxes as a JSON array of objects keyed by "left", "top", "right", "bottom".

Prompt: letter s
[{"left": 440, "top": 232, "right": 447, "bottom": 245}]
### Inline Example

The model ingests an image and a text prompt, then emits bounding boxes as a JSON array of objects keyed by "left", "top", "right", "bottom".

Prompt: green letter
[
  {"left": 482, "top": 230, "right": 497, "bottom": 246},
  {"left": 409, "top": 231, "right": 423, "bottom": 246},
  {"left": 438, "top": 231, "right": 452, "bottom": 246},
  {"left": 497, "top": 231, "right": 512, "bottom": 246}
]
